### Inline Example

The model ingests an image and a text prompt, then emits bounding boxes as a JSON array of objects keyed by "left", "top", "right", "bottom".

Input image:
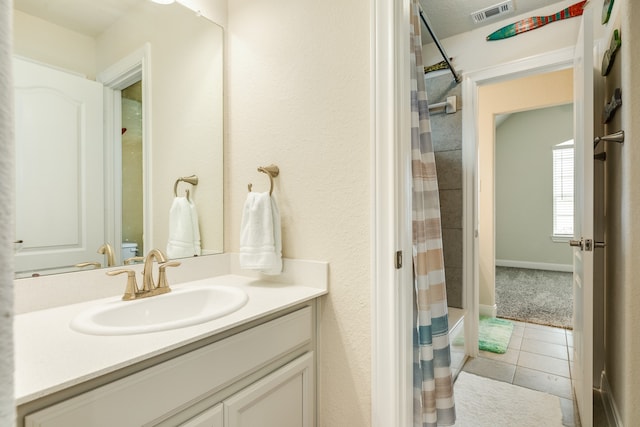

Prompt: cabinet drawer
[
  {"left": 25, "top": 307, "right": 312, "bottom": 427},
  {"left": 225, "top": 352, "right": 314, "bottom": 427},
  {"left": 180, "top": 403, "right": 223, "bottom": 427}
]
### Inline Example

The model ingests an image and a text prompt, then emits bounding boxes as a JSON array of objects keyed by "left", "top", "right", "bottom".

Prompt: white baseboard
[
  {"left": 496, "top": 259, "right": 573, "bottom": 273},
  {"left": 600, "top": 371, "right": 623, "bottom": 427},
  {"left": 479, "top": 304, "right": 496, "bottom": 318}
]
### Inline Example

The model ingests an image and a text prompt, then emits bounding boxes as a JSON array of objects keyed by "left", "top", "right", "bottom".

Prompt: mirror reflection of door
[
  {"left": 13, "top": 57, "right": 105, "bottom": 277},
  {"left": 121, "top": 81, "right": 143, "bottom": 263}
]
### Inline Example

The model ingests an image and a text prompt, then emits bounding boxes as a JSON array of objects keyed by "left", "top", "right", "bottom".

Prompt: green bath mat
[
  {"left": 477, "top": 316, "right": 514, "bottom": 354},
  {"left": 453, "top": 316, "right": 514, "bottom": 354}
]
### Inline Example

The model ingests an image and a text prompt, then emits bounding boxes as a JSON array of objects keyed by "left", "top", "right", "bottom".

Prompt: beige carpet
[
  {"left": 495, "top": 266, "right": 573, "bottom": 329},
  {"left": 452, "top": 372, "right": 564, "bottom": 427}
]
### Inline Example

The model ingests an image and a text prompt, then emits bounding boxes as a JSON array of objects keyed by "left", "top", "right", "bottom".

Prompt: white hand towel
[
  {"left": 167, "top": 196, "right": 202, "bottom": 259},
  {"left": 239, "top": 192, "right": 282, "bottom": 274}
]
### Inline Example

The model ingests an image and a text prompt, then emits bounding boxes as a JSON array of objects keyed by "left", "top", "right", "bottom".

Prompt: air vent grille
[{"left": 471, "top": 0, "right": 514, "bottom": 24}]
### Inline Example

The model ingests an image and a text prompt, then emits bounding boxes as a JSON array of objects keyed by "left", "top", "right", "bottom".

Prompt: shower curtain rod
[{"left": 419, "top": 8, "right": 461, "bottom": 84}]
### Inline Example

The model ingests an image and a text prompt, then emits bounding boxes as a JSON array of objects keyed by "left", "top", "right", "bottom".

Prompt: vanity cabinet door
[
  {"left": 224, "top": 352, "right": 314, "bottom": 427},
  {"left": 24, "top": 308, "right": 312, "bottom": 427},
  {"left": 180, "top": 403, "right": 224, "bottom": 427}
]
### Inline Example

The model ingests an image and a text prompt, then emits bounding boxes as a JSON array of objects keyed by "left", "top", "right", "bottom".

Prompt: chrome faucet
[
  {"left": 107, "top": 248, "right": 181, "bottom": 300},
  {"left": 97, "top": 243, "right": 116, "bottom": 267}
]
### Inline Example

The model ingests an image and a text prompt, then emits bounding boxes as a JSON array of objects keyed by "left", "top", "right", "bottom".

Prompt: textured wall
[
  {"left": 226, "top": 0, "right": 371, "bottom": 425},
  {"left": 0, "top": 0, "right": 14, "bottom": 424},
  {"left": 425, "top": 73, "right": 463, "bottom": 308}
]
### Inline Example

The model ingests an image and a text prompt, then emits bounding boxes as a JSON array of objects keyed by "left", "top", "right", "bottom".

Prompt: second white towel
[
  {"left": 167, "top": 196, "right": 202, "bottom": 259},
  {"left": 239, "top": 192, "right": 282, "bottom": 275}
]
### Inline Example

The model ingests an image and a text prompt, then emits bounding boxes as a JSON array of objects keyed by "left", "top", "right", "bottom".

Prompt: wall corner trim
[
  {"left": 600, "top": 371, "right": 623, "bottom": 427},
  {"left": 479, "top": 304, "right": 497, "bottom": 318}
]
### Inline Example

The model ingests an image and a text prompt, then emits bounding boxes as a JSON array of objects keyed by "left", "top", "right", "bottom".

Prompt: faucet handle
[
  {"left": 124, "top": 256, "right": 145, "bottom": 265},
  {"left": 75, "top": 261, "right": 102, "bottom": 269},
  {"left": 107, "top": 269, "right": 140, "bottom": 300},
  {"left": 157, "top": 261, "right": 181, "bottom": 292}
]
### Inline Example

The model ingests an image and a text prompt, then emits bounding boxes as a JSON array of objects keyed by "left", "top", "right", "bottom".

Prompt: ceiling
[
  {"left": 14, "top": 0, "right": 146, "bottom": 37},
  {"left": 15, "top": 0, "right": 567, "bottom": 45},
  {"left": 419, "top": 0, "right": 568, "bottom": 41}
]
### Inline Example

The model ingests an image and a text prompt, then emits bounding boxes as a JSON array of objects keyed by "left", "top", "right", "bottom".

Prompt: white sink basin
[{"left": 70, "top": 285, "right": 249, "bottom": 336}]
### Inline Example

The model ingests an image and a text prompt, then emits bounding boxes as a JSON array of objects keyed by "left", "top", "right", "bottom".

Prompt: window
[{"left": 552, "top": 140, "right": 574, "bottom": 238}]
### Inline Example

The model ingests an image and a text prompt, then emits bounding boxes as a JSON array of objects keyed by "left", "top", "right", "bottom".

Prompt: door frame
[
  {"left": 97, "top": 44, "right": 152, "bottom": 262},
  {"left": 370, "top": 5, "right": 579, "bottom": 418},
  {"left": 371, "top": 0, "right": 413, "bottom": 425},
  {"left": 461, "top": 46, "right": 575, "bottom": 357}
]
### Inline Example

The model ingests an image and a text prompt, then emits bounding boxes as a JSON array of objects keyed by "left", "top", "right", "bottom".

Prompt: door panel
[
  {"left": 572, "top": 7, "right": 594, "bottom": 427},
  {"left": 14, "top": 58, "right": 104, "bottom": 274}
]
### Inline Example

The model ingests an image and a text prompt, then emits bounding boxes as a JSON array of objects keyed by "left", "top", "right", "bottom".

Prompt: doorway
[
  {"left": 474, "top": 67, "right": 574, "bottom": 324},
  {"left": 97, "top": 44, "right": 151, "bottom": 265},
  {"left": 494, "top": 104, "right": 574, "bottom": 329},
  {"left": 121, "top": 81, "right": 144, "bottom": 262}
]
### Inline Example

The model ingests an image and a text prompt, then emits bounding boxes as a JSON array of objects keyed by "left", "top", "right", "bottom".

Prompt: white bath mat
[{"left": 452, "top": 372, "right": 565, "bottom": 427}]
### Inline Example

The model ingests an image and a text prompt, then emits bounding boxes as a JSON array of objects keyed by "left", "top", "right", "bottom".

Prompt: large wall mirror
[{"left": 13, "top": 0, "right": 224, "bottom": 278}]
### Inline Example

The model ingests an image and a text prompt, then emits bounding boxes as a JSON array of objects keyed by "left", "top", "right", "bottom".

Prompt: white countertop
[{"left": 14, "top": 258, "right": 328, "bottom": 406}]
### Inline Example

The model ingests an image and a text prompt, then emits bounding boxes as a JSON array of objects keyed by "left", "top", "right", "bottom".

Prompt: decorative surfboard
[
  {"left": 486, "top": 0, "right": 588, "bottom": 41},
  {"left": 602, "top": 0, "right": 614, "bottom": 24}
]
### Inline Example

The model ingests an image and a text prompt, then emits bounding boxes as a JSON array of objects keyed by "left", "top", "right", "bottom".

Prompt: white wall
[
  {"left": 0, "top": 0, "right": 14, "bottom": 424},
  {"left": 180, "top": 0, "right": 226, "bottom": 28},
  {"left": 226, "top": 0, "right": 371, "bottom": 425},
  {"left": 422, "top": 0, "right": 583, "bottom": 73},
  {"left": 495, "top": 105, "right": 574, "bottom": 269},
  {"left": 13, "top": 10, "right": 96, "bottom": 78}
]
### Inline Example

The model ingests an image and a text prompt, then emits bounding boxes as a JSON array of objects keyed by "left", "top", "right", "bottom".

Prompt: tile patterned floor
[{"left": 461, "top": 320, "right": 578, "bottom": 427}]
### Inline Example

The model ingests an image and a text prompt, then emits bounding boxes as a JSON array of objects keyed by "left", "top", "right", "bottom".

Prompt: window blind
[{"left": 552, "top": 140, "right": 574, "bottom": 237}]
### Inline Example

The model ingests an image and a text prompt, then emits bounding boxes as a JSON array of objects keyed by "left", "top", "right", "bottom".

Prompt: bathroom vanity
[{"left": 14, "top": 255, "right": 327, "bottom": 427}]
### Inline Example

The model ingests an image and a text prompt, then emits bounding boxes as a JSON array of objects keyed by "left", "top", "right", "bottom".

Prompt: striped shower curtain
[{"left": 410, "top": 1, "right": 456, "bottom": 426}]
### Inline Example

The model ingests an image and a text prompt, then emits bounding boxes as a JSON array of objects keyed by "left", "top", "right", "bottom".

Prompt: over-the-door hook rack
[
  {"left": 174, "top": 175, "right": 199, "bottom": 201},
  {"left": 594, "top": 130, "right": 624, "bottom": 149},
  {"left": 248, "top": 165, "right": 280, "bottom": 196}
]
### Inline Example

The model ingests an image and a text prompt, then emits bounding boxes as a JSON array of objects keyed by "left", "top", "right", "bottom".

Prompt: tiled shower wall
[{"left": 426, "top": 73, "right": 463, "bottom": 308}]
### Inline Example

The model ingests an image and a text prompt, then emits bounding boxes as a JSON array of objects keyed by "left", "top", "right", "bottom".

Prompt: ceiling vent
[{"left": 471, "top": 1, "right": 514, "bottom": 24}]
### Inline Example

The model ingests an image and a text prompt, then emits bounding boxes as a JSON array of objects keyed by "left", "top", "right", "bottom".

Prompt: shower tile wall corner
[{"left": 427, "top": 73, "right": 463, "bottom": 308}]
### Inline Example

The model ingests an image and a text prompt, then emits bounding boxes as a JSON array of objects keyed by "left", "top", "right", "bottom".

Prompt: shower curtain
[{"left": 410, "top": 1, "right": 456, "bottom": 426}]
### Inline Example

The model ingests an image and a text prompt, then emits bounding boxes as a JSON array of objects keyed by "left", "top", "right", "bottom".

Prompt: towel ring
[
  {"left": 248, "top": 165, "right": 279, "bottom": 196},
  {"left": 174, "top": 175, "right": 199, "bottom": 201}
]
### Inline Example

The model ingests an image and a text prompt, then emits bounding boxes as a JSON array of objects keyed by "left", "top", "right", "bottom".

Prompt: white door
[
  {"left": 571, "top": 7, "right": 594, "bottom": 427},
  {"left": 14, "top": 58, "right": 104, "bottom": 274}
]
